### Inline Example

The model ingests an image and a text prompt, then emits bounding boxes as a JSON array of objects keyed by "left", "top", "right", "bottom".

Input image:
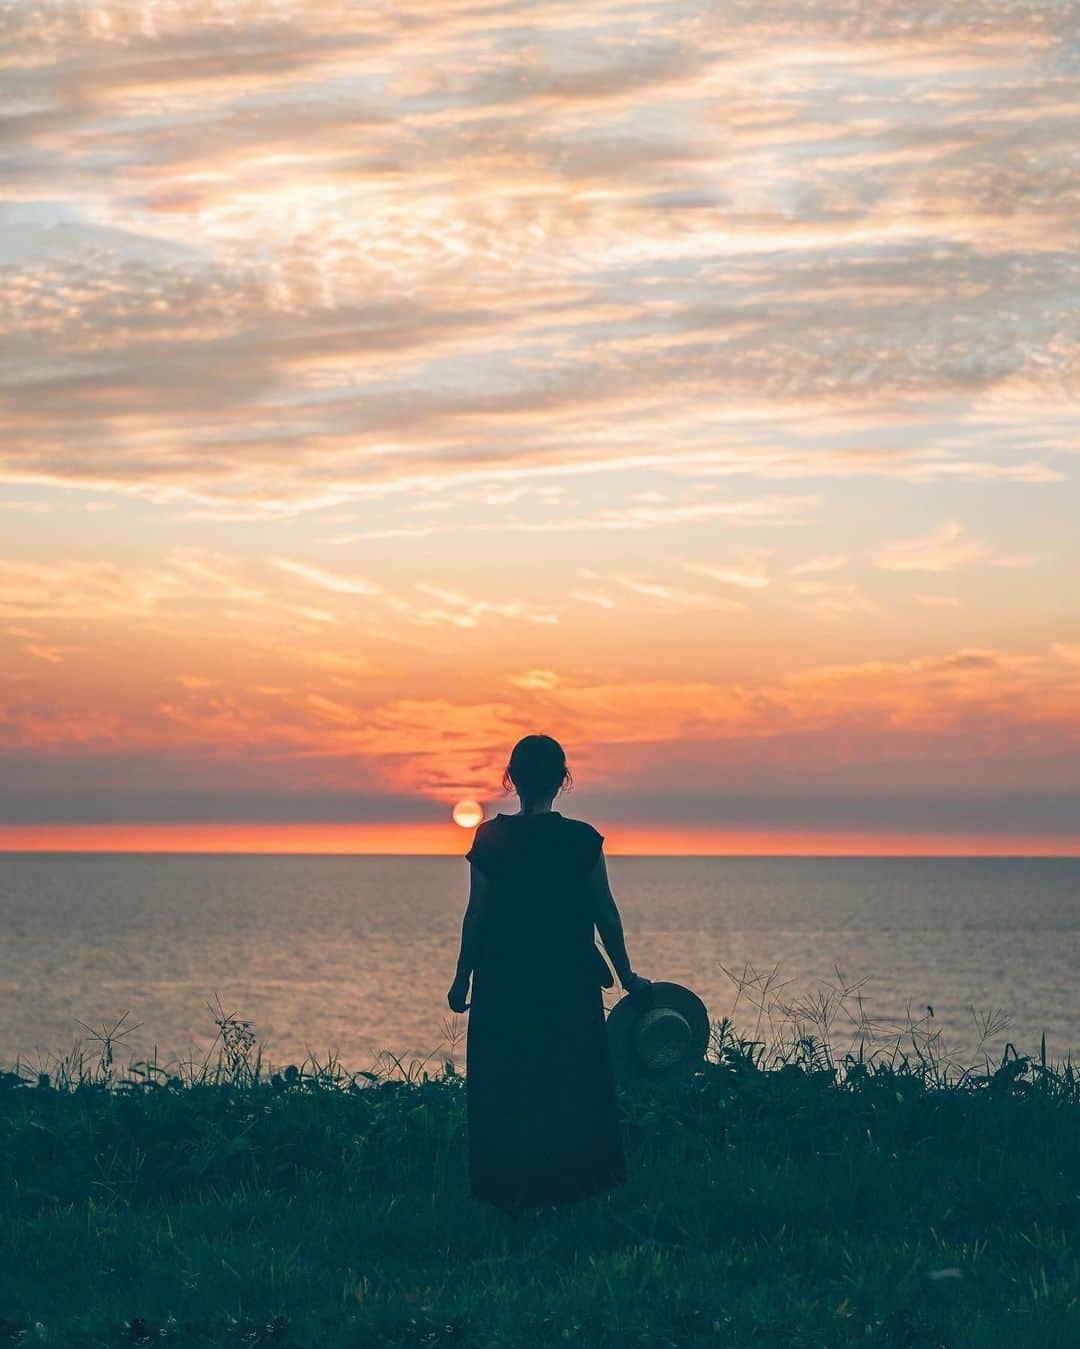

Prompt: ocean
[{"left": 2, "top": 853, "right": 1078, "bottom": 1075}]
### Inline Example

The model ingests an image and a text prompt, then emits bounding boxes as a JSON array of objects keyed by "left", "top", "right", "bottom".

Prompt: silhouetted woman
[{"left": 447, "top": 734, "right": 651, "bottom": 1208}]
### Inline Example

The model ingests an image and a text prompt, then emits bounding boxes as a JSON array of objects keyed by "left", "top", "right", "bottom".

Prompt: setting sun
[{"left": 452, "top": 800, "right": 485, "bottom": 829}]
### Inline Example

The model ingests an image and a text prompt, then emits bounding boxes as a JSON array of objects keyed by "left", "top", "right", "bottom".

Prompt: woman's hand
[
  {"left": 623, "top": 971, "right": 652, "bottom": 1001},
  {"left": 447, "top": 974, "right": 471, "bottom": 1013}
]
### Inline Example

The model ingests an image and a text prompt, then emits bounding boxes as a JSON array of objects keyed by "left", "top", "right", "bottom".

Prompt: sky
[{"left": 1, "top": 0, "right": 1078, "bottom": 854}]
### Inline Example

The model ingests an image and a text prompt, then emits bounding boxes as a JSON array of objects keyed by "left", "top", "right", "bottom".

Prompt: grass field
[{"left": 2, "top": 980, "right": 1079, "bottom": 1348}]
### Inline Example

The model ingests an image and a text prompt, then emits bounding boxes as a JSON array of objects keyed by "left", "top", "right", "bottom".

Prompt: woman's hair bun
[{"left": 502, "top": 734, "right": 572, "bottom": 803}]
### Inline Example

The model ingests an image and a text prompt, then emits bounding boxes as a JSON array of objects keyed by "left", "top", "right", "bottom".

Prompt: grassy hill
[{"left": 1, "top": 995, "right": 1078, "bottom": 1347}]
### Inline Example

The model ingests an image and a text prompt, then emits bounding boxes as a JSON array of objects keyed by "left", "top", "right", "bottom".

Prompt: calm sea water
[{"left": 1, "top": 854, "right": 1078, "bottom": 1074}]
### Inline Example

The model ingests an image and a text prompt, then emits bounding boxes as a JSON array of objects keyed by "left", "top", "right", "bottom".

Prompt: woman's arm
[
  {"left": 589, "top": 848, "right": 647, "bottom": 991},
  {"left": 454, "top": 862, "right": 488, "bottom": 981},
  {"left": 447, "top": 862, "right": 488, "bottom": 1010}
]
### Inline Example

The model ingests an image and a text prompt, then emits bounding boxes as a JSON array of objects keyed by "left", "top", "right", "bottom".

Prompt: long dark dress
[{"left": 464, "top": 810, "right": 627, "bottom": 1208}]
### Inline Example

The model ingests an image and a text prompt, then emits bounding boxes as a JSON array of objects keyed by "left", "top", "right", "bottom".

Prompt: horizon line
[
  {"left": 3, "top": 848, "right": 1077, "bottom": 861},
  {"left": 2, "top": 821, "right": 1078, "bottom": 858}
]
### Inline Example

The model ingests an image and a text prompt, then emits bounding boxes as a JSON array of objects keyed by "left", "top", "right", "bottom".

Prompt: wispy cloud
[
  {"left": 508, "top": 669, "right": 560, "bottom": 691},
  {"left": 873, "top": 521, "right": 992, "bottom": 574},
  {"left": 505, "top": 496, "right": 819, "bottom": 533},
  {"left": 410, "top": 583, "right": 559, "bottom": 628},
  {"left": 791, "top": 580, "right": 873, "bottom": 618},
  {"left": 680, "top": 551, "right": 772, "bottom": 590},
  {"left": 271, "top": 559, "right": 382, "bottom": 596},
  {"left": 270, "top": 559, "right": 561, "bottom": 628},
  {"left": 24, "top": 643, "right": 87, "bottom": 665},
  {"left": 790, "top": 554, "right": 849, "bottom": 576},
  {"left": 577, "top": 568, "right": 745, "bottom": 613},
  {"left": 568, "top": 588, "right": 617, "bottom": 610}
]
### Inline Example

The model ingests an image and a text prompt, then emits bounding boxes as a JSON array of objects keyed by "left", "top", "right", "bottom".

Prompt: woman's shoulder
[
  {"left": 472, "top": 812, "right": 602, "bottom": 844},
  {"left": 557, "top": 815, "right": 604, "bottom": 847},
  {"left": 474, "top": 815, "right": 510, "bottom": 845},
  {"left": 465, "top": 816, "right": 500, "bottom": 861},
  {"left": 558, "top": 813, "right": 600, "bottom": 832}
]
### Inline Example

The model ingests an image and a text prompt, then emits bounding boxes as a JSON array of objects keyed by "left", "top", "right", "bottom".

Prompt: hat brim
[{"left": 606, "top": 981, "right": 710, "bottom": 1083}]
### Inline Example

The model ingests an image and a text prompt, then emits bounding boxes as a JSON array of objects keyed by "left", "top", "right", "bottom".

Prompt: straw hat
[{"left": 606, "top": 981, "right": 710, "bottom": 1082}]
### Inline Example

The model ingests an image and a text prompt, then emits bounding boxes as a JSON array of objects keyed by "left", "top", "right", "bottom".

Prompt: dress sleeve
[
  {"left": 582, "top": 822, "right": 604, "bottom": 872},
  {"left": 464, "top": 822, "right": 492, "bottom": 875}
]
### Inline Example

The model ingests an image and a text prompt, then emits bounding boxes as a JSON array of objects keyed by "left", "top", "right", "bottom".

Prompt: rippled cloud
[{"left": 1, "top": 0, "right": 1076, "bottom": 516}]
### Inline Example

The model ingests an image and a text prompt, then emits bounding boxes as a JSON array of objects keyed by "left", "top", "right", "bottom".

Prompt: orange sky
[
  {"left": 1, "top": 0, "right": 1078, "bottom": 855},
  {"left": 2, "top": 823, "right": 1078, "bottom": 858}
]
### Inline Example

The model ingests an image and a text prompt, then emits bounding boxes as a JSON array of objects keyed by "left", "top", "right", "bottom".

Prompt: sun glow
[{"left": 452, "top": 799, "right": 484, "bottom": 829}]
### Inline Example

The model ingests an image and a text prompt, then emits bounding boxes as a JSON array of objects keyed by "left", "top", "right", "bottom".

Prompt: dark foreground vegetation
[{"left": 2, "top": 986, "right": 1079, "bottom": 1348}]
